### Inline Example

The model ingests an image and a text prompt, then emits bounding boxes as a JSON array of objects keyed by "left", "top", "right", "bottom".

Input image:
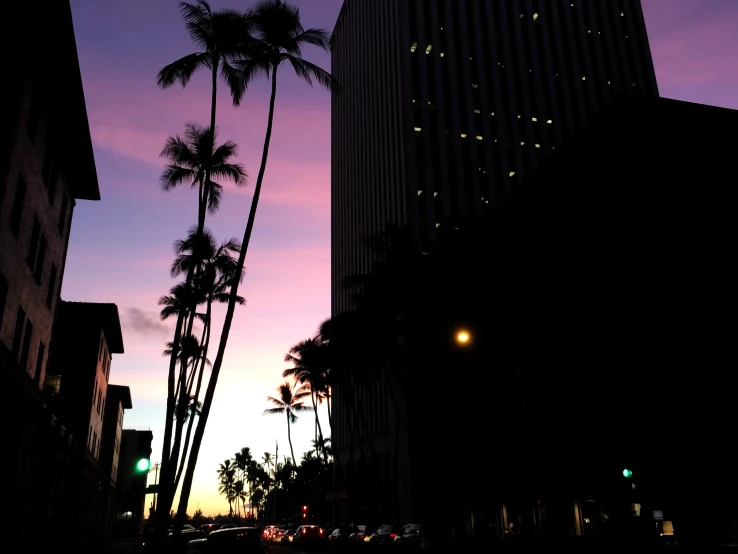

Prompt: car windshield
[{"left": 378, "top": 525, "right": 392, "bottom": 533}]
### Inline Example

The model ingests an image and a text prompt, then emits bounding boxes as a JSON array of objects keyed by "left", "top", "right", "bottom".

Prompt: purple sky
[{"left": 65, "top": 0, "right": 738, "bottom": 516}]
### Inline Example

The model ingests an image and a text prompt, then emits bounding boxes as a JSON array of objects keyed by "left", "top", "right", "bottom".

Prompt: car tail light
[
  {"left": 390, "top": 533, "right": 396, "bottom": 538},
  {"left": 319, "top": 529, "right": 324, "bottom": 535},
  {"left": 303, "top": 528, "right": 307, "bottom": 534}
]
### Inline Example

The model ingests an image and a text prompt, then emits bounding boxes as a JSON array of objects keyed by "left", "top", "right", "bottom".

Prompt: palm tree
[
  {"left": 233, "top": 479, "right": 247, "bottom": 521},
  {"left": 217, "top": 459, "right": 236, "bottom": 519},
  {"left": 263, "top": 381, "right": 310, "bottom": 467},
  {"left": 174, "top": 0, "right": 336, "bottom": 524},
  {"left": 161, "top": 123, "right": 247, "bottom": 235},
  {"left": 172, "top": 231, "right": 245, "bottom": 492},
  {"left": 311, "top": 436, "right": 332, "bottom": 462},
  {"left": 156, "top": 125, "right": 246, "bottom": 527},
  {"left": 157, "top": 1, "right": 250, "bottom": 141},
  {"left": 283, "top": 337, "right": 329, "bottom": 463}
]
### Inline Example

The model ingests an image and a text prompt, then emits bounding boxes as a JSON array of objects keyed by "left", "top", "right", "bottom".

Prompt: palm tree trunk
[
  {"left": 174, "top": 68, "right": 280, "bottom": 526},
  {"left": 174, "top": 303, "right": 211, "bottom": 490},
  {"left": 157, "top": 59, "right": 219, "bottom": 533},
  {"left": 287, "top": 411, "right": 296, "bottom": 470},
  {"left": 312, "top": 391, "right": 327, "bottom": 464},
  {"left": 326, "top": 387, "right": 332, "bottom": 433}
]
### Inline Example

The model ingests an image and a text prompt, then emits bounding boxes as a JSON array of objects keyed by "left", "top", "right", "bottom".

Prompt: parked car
[
  {"left": 393, "top": 524, "right": 423, "bottom": 549},
  {"left": 349, "top": 525, "right": 372, "bottom": 544},
  {"left": 293, "top": 525, "right": 328, "bottom": 549},
  {"left": 270, "top": 527, "right": 286, "bottom": 543},
  {"left": 369, "top": 525, "right": 401, "bottom": 547},
  {"left": 206, "top": 527, "right": 266, "bottom": 554},
  {"left": 201, "top": 523, "right": 220, "bottom": 535},
  {"left": 329, "top": 526, "right": 353, "bottom": 547},
  {"left": 187, "top": 537, "right": 206, "bottom": 553}
]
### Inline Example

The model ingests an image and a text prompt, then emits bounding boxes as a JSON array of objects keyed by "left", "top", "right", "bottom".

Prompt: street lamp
[{"left": 455, "top": 330, "right": 471, "bottom": 345}]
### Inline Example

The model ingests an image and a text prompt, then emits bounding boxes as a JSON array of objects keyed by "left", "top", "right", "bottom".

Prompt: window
[
  {"left": 97, "top": 390, "right": 102, "bottom": 413},
  {"left": 27, "top": 216, "right": 40, "bottom": 269},
  {"left": 34, "top": 235, "right": 46, "bottom": 283},
  {"left": 11, "top": 306, "right": 26, "bottom": 359},
  {"left": 10, "top": 175, "right": 26, "bottom": 236},
  {"left": 46, "top": 374, "right": 61, "bottom": 395},
  {"left": 99, "top": 334, "right": 104, "bottom": 361},
  {"left": 93, "top": 379, "right": 98, "bottom": 405},
  {"left": 46, "top": 264, "right": 57, "bottom": 308},
  {"left": 58, "top": 194, "right": 68, "bottom": 234},
  {"left": 20, "top": 319, "right": 33, "bottom": 372},
  {"left": 34, "top": 342, "right": 45, "bottom": 385},
  {"left": 88, "top": 426, "right": 92, "bottom": 449},
  {"left": 0, "top": 273, "right": 7, "bottom": 333}
]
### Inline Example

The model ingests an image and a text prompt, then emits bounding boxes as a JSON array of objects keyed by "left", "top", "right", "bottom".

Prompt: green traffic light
[
  {"left": 622, "top": 468, "right": 633, "bottom": 478},
  {"left": 136, "top": 458, "right": 151, "bottom": 472}
]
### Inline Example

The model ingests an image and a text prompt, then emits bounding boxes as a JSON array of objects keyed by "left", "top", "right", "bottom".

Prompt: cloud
[{"left": 123, "top": 307, "right": 170, "bottom": 339}]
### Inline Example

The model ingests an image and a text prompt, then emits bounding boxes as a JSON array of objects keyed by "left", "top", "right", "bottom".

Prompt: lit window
[
  {"left": 440, "top": 53, "right": 445, "bottom": 57},
  {"left": 411, "top": 42, "right": 418, "bottom": 52},
  {"left": 521, "top": 141, "right": 526, "bottom": 146},
  {"left": 436, "top": 223, "right": 441, "bottom": 228},
  {"left": 414, "top": 127, "right": 422, "bottom": 132},
  {"left": 517, "top": 115, "right": 522, "bottom": 119},
  {"left": 509, "top": 171, "right": 516, "bottom": 177},
  {"left": 433, "top": 192, "right": 438, "bottom": 197},
  {"left": 476, "top": 136, "right": 483, "bottom": 141},
  {"left": 426, "top": 44, "right": 432, "bottom": 54},
  {"left": 535, "top": 144, "right": 541, "bottom": 148},
  {"left": 533, "top": 13, "right": 539, "bottom": 20},
  {"left": 532, "top": 117, "right": 537, "bottom": 122},
  {"left": 474, "top": 109, "right": 481, "bottom": 114},
  {"left": 621, "top": 12, "right": 625, "bottom": 16},
  {"left": 471, "top": 84, "right": 479, "bottom": 88},
  {"left": 417, "top": 190, "right": 423, "bottom": 196},
  {"left": 582, "top": 76, "right": 586, "bottom": 80},
  {"left": 485, "top": 200, "right": 489, "bottom": 204},
  {"left": 491, "top": 112, "right": 495, "bottom": 116},
  {"left": 608, "top": 81, "right": 611, "bottom": 85},
  {"left": 460, "top": 133, "right": 468, "bottom": 138},
  {"left": 547, "top": 120, "right": 553, "bottom": 124}
]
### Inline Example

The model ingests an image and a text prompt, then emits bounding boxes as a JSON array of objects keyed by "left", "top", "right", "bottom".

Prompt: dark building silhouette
[
  {"left": 333, "top": 94, "right": 738, "bottom": 543},
  {"left": 331, "top": 0, "right": 658, "bottom": 315},
  {"left": 481, "top": 95, "right": 738, "bottom": 545},
  {"left": 329, "top": 0, "right": 660, "bottom": 533},
  {"left": 1, "top": 2, "right": 142, "bottom": 553},
  {"left": 117, "top": 429, "right": 154, "bottom": 535},
  {"left": 101, "top": 385, "right": 133, "bottom": 487}
]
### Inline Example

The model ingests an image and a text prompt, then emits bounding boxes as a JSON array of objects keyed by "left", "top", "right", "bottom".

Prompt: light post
[
  {"left": 455, "top": 329, "right": 471, "bottom": 345},
  {"left": 148, "top": 462, "right": 160, "bottom": 513}
]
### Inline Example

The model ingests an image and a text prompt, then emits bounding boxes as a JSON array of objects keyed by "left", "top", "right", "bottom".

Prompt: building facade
[
  {"left": 331, "top": 0, "right": 658, "bottom": 316},
  {"left": 0, "top": 2, "right": 139, "bottom": 553},
  {"left": 330, "top": 0, "right": 660, "bottom": 539}
]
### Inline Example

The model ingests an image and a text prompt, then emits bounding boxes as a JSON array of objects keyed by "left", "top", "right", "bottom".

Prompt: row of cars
[
  {"left": 262, "top": 523, "right": 423, "bottom": 549},
  {"left": 141, "top": 524, "right": 266, "bottom": 553},
  {"left": 329, "top": 524, "right": 423, "bottom": 549}
]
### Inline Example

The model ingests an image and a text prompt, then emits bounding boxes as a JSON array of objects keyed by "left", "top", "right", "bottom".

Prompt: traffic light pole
[{"left": 152, "top": 462, "right": 160, "bottom": 513}]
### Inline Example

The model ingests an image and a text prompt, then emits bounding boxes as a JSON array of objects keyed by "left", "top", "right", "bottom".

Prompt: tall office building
[
  {"left": 331, "top": 0, "right": 658, "bottom": 316},
  {"left": 330, "top": 0, "right": 659, "bottom": 532}
]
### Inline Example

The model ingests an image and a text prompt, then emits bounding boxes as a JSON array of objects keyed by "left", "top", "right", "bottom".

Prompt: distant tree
[{"left": 263, "top": 381, "right": 310, "bottom": 470}]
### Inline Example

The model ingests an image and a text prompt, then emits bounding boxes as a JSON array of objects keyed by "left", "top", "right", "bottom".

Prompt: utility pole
[
  {"left": 273, "top": 441, "right": 278, "bottom": 525},
  {"left": 151, "top": 462, "right": 161, "bottom": 513}
]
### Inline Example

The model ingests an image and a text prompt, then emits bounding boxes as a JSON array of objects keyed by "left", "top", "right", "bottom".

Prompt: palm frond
[
  {"left": 220, "top": 59, "right": 245, "bottom": 105},
  {"left": 160, "top": 165, "right": 198, "bottom": 191},
  {"left": 157, "top": 52, "right": 211, "bottom": 88},
  {"left": 285, "top": 55, "right": 337, "bottom": 91},
  {"left": 295, "top": 29, "right": 330, "bottom": 51},
  {"left": 263, "top": 406, "right": 284, "bottom": 415}
]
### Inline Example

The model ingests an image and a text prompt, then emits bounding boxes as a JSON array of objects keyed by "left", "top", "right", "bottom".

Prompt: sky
[{"left": 65, "top": 0, "right": 738, "bottom": 517}]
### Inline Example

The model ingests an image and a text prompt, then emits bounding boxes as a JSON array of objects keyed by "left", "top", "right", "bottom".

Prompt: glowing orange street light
[{"left": 456, "top": 330, "right": 471, "bottom": 345}]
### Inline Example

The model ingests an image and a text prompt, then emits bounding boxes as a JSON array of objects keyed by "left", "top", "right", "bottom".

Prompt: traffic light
[
  {"left": 136, "top": 458, "right": 151, "bottom": 472},
  {"left": 622, "top": 468, "right": 633, "bottom": 478},
  {"left": 302, "top": 505, "right": 308, "bottom": 519}
]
